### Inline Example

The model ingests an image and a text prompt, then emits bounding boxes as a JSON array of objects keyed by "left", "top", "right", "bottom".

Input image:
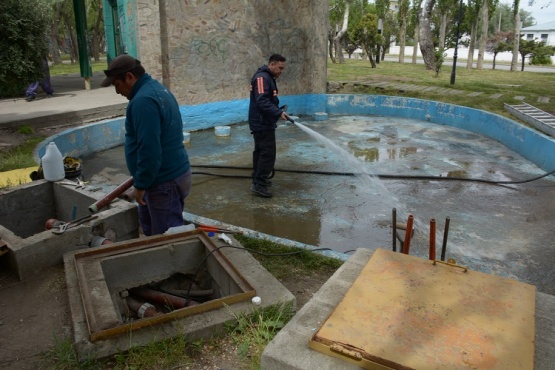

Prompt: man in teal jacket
[{"left": 101, "top": 55, "right": 191, "bottom": 235}]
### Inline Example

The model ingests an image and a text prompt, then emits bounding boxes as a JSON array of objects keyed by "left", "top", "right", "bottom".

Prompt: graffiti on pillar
[{"left": 191, "top": 37, "right": 230, "bottom": 62}]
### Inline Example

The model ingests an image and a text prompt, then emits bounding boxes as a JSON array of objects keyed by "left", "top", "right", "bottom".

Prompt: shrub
[{"left": 0, "top": 0, "right": 51, "bottom": 98}]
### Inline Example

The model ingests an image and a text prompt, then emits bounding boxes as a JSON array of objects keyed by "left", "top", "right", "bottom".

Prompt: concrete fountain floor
[{"left": 83, "top": 115, "right": 555, "bottom": 295}]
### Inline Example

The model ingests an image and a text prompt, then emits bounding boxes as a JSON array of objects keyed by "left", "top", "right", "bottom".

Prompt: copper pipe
[
  {"left": 429, "top": 218, "right": 436, "bottom": 260},
  {"left": 441, "top": 217, "right": 450, "bottom": 261},
  {"left": 126, "top": 296, "right": 161, "bottom": 318},
  {"left": 130, "top": 287, "right": 197, "bottom": 310},
  {"left": 401, "top": 214, "right": 414, "bottom": 255},
  {"left": 88, "top": 177, "right": 134, "bottom": 213},
  {"left": 392, "top": 208, "right": 397, "bottom": 252}
]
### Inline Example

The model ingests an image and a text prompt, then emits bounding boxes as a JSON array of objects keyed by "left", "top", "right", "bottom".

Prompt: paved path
[{"left": 0, "top": 72, "right": 127, "bottom": 130}]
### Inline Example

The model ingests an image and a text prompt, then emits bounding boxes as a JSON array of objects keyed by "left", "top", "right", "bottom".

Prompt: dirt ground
[{"left": 0, "top": 254, "right": 333, "bottom": 370}]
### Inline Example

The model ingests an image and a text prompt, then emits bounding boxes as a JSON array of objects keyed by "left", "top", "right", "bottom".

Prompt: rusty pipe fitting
[
  {"left": 130, "top": 287, "right": 198, "bottom": 309},
  {"left": 125, "top": 296, "right": 161, "bottom": 318},
  {"left": 88, "top": 177, "right": 134, "bottom": 213}
]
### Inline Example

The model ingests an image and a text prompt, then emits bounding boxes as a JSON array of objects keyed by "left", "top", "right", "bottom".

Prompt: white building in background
[{"left": 521, "top": 21, "right": 555, "bottom": 46}]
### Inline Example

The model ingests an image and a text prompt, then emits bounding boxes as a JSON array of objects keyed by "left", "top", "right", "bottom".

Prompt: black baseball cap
[{"left": 100, "top": 55, "right": 141, "bottom": 87}]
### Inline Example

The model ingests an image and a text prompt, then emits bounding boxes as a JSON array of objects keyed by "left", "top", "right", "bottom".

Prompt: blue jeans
[{"left": 138, "top": 169, "right": 192, "bottom": 236}]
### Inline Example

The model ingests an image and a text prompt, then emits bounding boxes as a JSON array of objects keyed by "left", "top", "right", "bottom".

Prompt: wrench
[
  {"left": 57, "top": 181, "right": 86, "bottom": 189},
  {"left": 51, "top": 214, "right": 98, "bottom": 234}
]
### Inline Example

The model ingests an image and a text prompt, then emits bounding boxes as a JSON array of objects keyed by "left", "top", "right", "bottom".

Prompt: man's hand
[
  {"left": 134, "top": 188, "right": 146, "bottom": 205},
  {"left": 281, "top": 111, "right": 292, "bottom": 122}
]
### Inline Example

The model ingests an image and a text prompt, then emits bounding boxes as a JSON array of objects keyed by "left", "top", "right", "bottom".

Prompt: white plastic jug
[{"left": 42, "top": 142, "right": 65, "bottom": 181}]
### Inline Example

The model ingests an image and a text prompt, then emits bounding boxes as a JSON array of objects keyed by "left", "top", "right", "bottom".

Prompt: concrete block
[
  {"left": 64, "top": 233, "right": 295, "bottom": 360},
  {"left": 0, "top": 180, "right": 139, "bottom": 280},
  {"left": 261, "top": 249, "right": 372, "bottom": 370}
]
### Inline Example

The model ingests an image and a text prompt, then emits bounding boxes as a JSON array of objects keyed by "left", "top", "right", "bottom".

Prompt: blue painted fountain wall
[{"left": 35, "top": 94, "right": 555, "bottom": 173}]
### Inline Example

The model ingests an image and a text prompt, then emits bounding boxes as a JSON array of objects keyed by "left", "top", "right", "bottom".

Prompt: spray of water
[{"left": 292, "top": 120, "right": 462, "bottom": 256}]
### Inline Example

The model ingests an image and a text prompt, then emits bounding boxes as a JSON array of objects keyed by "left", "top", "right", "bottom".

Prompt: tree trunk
[
  {"left": 419, "top": 0, "right": 436, "bottom": 70},
  {"left": 333, "top": 1, "right": 350, "bottom": 64},
  {"left": 329, "top": 31, "right": 336, "bottom": 63},
  {"left": 493, "top": 52, "right": 497, "bottom": 69},
  {"left": 63, "top": 12, "right": 78, "bottom": 64},
  {"left": 510, "top": 11, "right": 520, "bottom": 71},
  {"left": 412, "top": 20, "right": 419, "bottom": 63},
  {"left": 477, "top": 1, "right": 489, "bottom": 70},
  {"left": 399, "top": 17, "right": 407, "bottom": 63},
  {"left": 438, "top": 13, "right": 447, "bottom": 55},
  {"left": 91, "top": 0, "right": 103, "bottom": 61},
  {"left": 363, "top": 45, "right": 377, "bottom": 68},
  {"left": 466, "top": 21, "right": 477, "bottom": 68},
  {"left": 50, "top": 3, "right": 64, "bottom": 65}
]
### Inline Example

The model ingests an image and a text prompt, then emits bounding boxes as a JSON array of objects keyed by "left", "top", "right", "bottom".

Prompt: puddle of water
[{"left": 293, "top": 120, "right": 459, "bottom": 255}]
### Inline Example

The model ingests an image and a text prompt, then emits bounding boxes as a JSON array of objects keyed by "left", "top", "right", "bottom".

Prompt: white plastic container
[
  {"left": 164, "top": 224, "right": 196, "bottom": 234},
  {"left": 42, "top": 142, "right": 65, "bottom": 181},
  {"left": 182, "top": 131, "right": 191, "bottom": 143},
  {"left": 215, "top": 126, "right": 231, "bottom": 137}
]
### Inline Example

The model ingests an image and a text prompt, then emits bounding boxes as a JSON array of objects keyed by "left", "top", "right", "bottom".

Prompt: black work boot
[{"left": 251, "top": 184, "right": 272, "bottom": 198}]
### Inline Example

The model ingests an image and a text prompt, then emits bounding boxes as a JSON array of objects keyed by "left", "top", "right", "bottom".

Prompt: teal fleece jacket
[{"left": 124, "top": 74, "right": 190, "bottom": 189}]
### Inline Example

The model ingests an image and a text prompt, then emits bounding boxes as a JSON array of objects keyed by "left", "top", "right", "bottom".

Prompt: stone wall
[{"left": 135, "top": 0, "right": 328, "bottom": 105}]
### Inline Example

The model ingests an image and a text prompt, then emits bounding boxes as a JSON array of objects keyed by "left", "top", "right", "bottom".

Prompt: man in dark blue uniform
[{"left": 248, "top": 54, "right": 290, "bottom": 198}]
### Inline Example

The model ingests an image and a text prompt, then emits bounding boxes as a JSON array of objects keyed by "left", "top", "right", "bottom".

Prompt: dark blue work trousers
[
  {"left": 252, "top": 130, "right": 276, "bottom": 187},
  {"left": 138, "top": 169, "right": 192, "bottom": 236}
]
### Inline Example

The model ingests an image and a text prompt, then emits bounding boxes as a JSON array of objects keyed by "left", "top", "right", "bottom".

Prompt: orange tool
[{"left": 196, "top": 224, "right": 242, "bottom": 234}]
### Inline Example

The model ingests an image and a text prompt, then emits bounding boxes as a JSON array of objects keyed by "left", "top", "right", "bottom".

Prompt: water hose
[{"left": 191, "top": 164, "right": 555, "bottom": 186}]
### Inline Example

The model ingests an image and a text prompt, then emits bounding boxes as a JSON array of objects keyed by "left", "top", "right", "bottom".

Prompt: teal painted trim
[{"left": 326, "top": 94, "right": 555, "bottom": 173}]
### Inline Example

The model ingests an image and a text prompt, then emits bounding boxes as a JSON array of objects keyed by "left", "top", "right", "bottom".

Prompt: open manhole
[{"left": 70, "top": 230, "right": 256, "bottom": 342}]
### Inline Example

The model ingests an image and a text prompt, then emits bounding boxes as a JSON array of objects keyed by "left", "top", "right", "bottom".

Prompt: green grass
[
  {"left": 327, "top": 59, "right": 555, "bottom": 117},
  {"left": 0, "top": 136, "right": 44, "bottom": 172},
  {"left": 49, "top": 60, "right": 107, "bottom": 77},
  {"left": 234, "top": 235, "right": 344, "bottom": 280},
  {"left": 225, "top": 302, "right": 295, "bottom": 369}
]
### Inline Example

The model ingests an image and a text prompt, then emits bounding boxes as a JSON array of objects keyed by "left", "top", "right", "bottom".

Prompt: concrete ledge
[
  {"left": 261, "top": 248, "right": 555, "bottom": 370},
  {"left": 261, "top": 248, "right": 372, "bottom": 370}
]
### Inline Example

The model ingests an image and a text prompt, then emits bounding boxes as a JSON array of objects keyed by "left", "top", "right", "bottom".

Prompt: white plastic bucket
[
  {"left": 183, "top": 131, "right": 191, "bottom": 143},
  {"left": 215, "top": 126, "right": 231, "bottom": 137}
]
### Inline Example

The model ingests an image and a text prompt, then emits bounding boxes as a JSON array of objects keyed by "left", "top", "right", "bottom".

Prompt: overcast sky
[{"left": 515, "top": 0, "right": 554, "bottom": 26}]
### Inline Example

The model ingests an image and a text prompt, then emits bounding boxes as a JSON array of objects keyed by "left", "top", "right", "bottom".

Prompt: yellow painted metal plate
[{"left": 310, "top": 248, "right": 535, "bottom": 370}]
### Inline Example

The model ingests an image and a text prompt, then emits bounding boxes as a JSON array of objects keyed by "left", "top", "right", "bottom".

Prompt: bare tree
[
  {"left": 510, "top": 0, "right": 521, "bottom": 71},
  {"left": 398, "top": 0, "right": 410, "bottom": 63},
  {"left": 476, "top": 0, "right": 491, "bottom": 69},
  {"left": 333, "top": 0, "right": 351, "bottom": 63},
  {"left": 49, "top": 1, "right": 64, "bottom": 65},
  {"left": 466, "top": 0, "right": 482, "bottom": 68},
  {"left": 89, "top": 0, "right": 104, "bottom": 61},
  {"left": 411, "top": 0, "right": 423, "bottom": 64},
  {"left": 419, "top": 0, "right": 437, "bottom": 70}
]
